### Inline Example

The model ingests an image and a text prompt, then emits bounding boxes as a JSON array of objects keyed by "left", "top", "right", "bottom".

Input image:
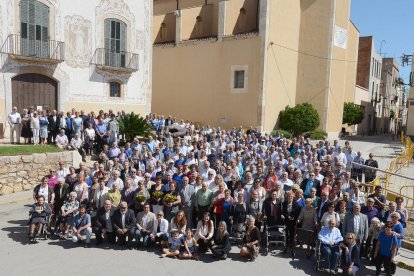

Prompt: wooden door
[{"left": 12, "top": 73, "right": 57, "bottom": 111}]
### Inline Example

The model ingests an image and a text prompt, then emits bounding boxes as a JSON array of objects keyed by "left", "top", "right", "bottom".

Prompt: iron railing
[
  {"left": 90, "top": 48, "right": 139, "bottom": 72},
  {"left": 0, "top": 34, "right": 64, "bottom": 62}
]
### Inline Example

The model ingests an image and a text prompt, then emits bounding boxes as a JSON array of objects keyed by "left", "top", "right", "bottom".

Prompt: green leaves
[
  {"left": 118, "top": 113, "right": 153, "bottom": 141},
  {"left": 278, "top": 103, "right": 320, "bottom": 135},
  {"left": 342, "top": 102, "right": 364, "bottom": 126}
]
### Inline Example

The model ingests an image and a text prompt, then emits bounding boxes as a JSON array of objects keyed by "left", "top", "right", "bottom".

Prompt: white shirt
[
  {"left": 354, "top": 214, "right": 360, "bottom": 235},
  {"left": 121, "top": 212, "right": 126, "bottom": 228},
  {"left": 8, "top": 112, "right": 21, "bottom": 124},
  {"left": 56, "top": 167, "right": 70, "bottom": 178},
  {"left": 38, "top": 186, "right": 49, "bottom": 199},
  {"left": 107, "top": 178, "right": 124, "bottom": 190},
  {"left": 142, "top": 213, "right": 149, "bottom": 229}
]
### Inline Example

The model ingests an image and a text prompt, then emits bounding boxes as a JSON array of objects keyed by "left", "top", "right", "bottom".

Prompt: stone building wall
[{"left": 0, "top": 151, "right": 74, "bottom": 195}]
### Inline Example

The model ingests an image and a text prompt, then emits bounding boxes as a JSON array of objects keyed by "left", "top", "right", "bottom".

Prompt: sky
[{"left": 350, "top": 0, "right": 414, "bottom": 84}]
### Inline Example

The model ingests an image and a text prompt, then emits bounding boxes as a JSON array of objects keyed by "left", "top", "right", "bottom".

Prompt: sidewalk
[{"left": 396, "top": 248, "right": 414, "bottom": 272}]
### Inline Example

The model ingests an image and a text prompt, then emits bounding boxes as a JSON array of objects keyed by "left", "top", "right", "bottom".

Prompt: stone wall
[{"left": 0, "top": 151, "right": 75, "bottom": 195}]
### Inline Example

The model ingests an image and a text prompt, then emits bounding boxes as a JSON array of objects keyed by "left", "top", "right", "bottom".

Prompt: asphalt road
[{"left": 0, "top": 195, "right": 412, "bottom": 276}]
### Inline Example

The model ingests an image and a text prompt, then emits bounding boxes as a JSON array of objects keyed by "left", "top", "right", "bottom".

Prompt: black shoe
[
  {"left": 84, "top": 244, "right": 90, "bottom": 248},
  {"left": 221, "top": 254, "right": 227, "bottom": 260},
  {"left": 291, "top": 251, "right": 295, "bottom": 259},
  {"left": 128, "top": 246, "right": 133, "bottom": 250},
  {"left": 282, "top": 248, "right": 288, "bottom": 254}
]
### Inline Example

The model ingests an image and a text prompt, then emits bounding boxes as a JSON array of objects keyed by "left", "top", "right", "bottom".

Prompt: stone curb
[
  {"left": 402, "top": 240, "right": 414, "bottom": 251},
  {"left": 397, "top": 261, "right": 414, "bottom": 272}
]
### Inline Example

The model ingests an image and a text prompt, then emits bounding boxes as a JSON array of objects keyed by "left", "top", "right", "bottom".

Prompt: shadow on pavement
[{"left": 3, "top": 219, "right": 30, "bottom": 245}]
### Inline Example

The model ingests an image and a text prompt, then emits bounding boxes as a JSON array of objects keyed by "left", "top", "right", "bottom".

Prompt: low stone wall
[{"left": 0, "top": 151, "right": 75, "bottom": 195}]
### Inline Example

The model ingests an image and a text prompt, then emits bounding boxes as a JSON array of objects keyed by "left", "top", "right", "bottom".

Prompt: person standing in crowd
[
  {"left": 374, "top": 222, "right": 398, "bottom": 276},
  {"left": 8, "top": 106, "right": 21, "bottom": 144},
  {"left": 30, "top": 111, "right": 40, "bottom": 145},
  {"left": 39, "top": 111, "right": 49, "bottom": 145},
  {"left": 47, "top": 110, "right": 60, "bottom": 144},
  {"left": 364, "top": 153, "right": 378, "bottom": 183},
  {"left": 108, "top": 113, "right": 119, "bottom": 145},
  {"left": 21, "top": 108, "right": 32, "bottom": 144}
]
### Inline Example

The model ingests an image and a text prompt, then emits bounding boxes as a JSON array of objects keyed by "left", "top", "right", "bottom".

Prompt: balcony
[
  {"left": 90, "top": 48, "right": 139, "bottom": 74},
  {"left": 0, "top": 34, "right": 64, "bottom": 64}
]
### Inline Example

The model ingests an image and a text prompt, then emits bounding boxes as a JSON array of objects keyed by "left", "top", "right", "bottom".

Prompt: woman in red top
[
  {"left": 214, "top": 189, "right": 235, "bottom": 229},
  {"left": 264, "top": 167, "right": 278, "bottom": 192}
]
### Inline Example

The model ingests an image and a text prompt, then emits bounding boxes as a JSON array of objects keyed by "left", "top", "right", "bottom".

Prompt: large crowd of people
[{"left": 18, "top": 107, "right": 408, "bottom": 275}]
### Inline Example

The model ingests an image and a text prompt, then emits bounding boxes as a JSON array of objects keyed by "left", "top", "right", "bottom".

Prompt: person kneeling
[
  {"left": 210, "top": 221, "right": 231, "bottom": 260},
  {"left": 340, "top": 233, "right": 361, "bottom": 275},
  {"left": 71, "top": 205, "right": 92, "bottom": 248},
  {"left": 161, "top": 231, "right": 181, "bottom": 258},
  {"left": 240, "top": 217, "right": 261, "bottom": 261}
]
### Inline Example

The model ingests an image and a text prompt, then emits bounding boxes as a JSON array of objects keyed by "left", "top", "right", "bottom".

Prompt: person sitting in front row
[
  {"left": 28, "top": 195, "right": 52, "bottom": 239},
  {"left": 93, "top": 199, "right": 116, "bottom": 245},
  {"left": 340, "top": 232, "right": 361, "bottom": 276},
  {"left": 240, "top": 216, "right": 261, "bottom": 261},
  {"left": 210, "top": 221, "right": 231, "bottom": 260},
  {"left": 71, "top": 205, "right": 92, "bottom": 248},
  {"left": 112, "top": 201, "right": 136, "bottom": 249},
  {"left": 135, "top": 204, "right": 156, "bottom": 247},
  {"left": 161, "top": 231, "right": 181, "bottom": 258},
  {"left": 318, "top": 218, "right": 343, "bottom": 273},
  {"left": 150, "top": 211, "right": 169, "bottom": 247}
]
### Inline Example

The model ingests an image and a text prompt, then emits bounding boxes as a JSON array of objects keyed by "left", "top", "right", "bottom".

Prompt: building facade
[
  {"left": 380, "top": 58, "right": 404, "bottom": 134},
  {"left": 0, "top": 0, "right": 152, "bottom": 132},
  {"left": 355, "top": 36, "right": 382, "bottom": 135},
  {"left": 152, "top": 0, "right": 359, "bottom": 137}
]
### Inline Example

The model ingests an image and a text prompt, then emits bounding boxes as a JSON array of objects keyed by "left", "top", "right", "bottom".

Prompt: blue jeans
[
  {"left": 134, "top": 229, "right": 151, "bottom": 247},
  {"left": 321, "top": 244, "right": 340, "bottom": 270}
]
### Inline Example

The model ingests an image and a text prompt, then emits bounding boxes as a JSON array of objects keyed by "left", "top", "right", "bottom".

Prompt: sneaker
[
  {"left": 221, "top": 254, "right": 227, "bottom": 260},
  {"left": 84, "top": 244, "right": 90, "bottom": 248}
]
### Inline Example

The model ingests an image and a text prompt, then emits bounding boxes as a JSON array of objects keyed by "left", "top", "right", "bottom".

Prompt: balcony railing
[
  {"left": 0, "top": 34, "right": 64, "bottom": 63},
  {"left": 90, "top": 48, "right": 139, "bottom": 73}
]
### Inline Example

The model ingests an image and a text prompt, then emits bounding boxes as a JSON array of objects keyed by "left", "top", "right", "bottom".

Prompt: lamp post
[{"left": 371, "top": 94, "right": 381, "bottom": 135}]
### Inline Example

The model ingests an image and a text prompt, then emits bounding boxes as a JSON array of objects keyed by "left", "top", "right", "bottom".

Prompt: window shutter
[
  {"left": 104, "top": 19, "right": 111, "bottom": 50},
  {"left": 120, "top": 21, "right": 126, "bottom": 52}
]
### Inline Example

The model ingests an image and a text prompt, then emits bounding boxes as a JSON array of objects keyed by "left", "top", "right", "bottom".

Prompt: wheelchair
[
  {"left": 314, "top": 239, "right": 341, "bottom": 273},
  {"left": 262, "top": 218, "right": 286, "bottom": 256},
  {"left": 229, "top": 217, "right": 246, "bottom": 245},
  {"left": 28, "top": 212, "right": 51, "bottom": 242}
]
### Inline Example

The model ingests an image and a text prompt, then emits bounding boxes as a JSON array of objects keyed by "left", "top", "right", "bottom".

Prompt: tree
[
  {"left": 119, "top": 112, "right": 153, "bottom": 141},
  {"left": 342, "top": 102, "right": 364, "bottom": 126},
  {"left": 278, "top": 103, "right": 320, "bottom": 135}
]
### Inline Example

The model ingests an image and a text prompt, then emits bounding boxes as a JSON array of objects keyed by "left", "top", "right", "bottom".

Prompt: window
[
  {"left": 20, "top": 0, "right": 49, "bottom": 58},
  {"left": 104, "top": 19, "right": 127, "bottom": 67},
  {"left": 230, "top": 65, "right": 248, "bottom": 93},
  {"left": 234, "top": 70, "right": 245, "bottom": 89},
  {"left": 110, "top": 82, "right": 121, "bottom": 97}
]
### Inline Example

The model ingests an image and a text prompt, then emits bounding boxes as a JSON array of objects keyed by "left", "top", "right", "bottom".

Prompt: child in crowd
[
  {"left": 161, "top": 231, "right": 181, "bottom": 258},
  {"left": 180, "top": 228, "right": 199, "bottom": 260}
]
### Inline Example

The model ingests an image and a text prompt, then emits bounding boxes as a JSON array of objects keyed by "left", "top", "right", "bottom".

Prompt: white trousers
[
  {"left": 32, "top": 128, "right": 40, "bottom": 144},
  {"left": 10, "top": 124, "right": 21, "bottom": 143}
]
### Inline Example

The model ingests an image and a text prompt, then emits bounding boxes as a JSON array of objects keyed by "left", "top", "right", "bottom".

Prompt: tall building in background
[
  {"left": 407, "top": 55, "right": 414, "bottom": 138},
  {"left": 380, "top": 58, "right": 403, "bottom": 134},
  {"left": 152, "top": 0, "right": 359, "bottom": 137},
  {"left": 355, "top": 36, "right": 382, "bottom": 135},
  {"left": 0, "top": 0, "right": 152, "bottom": 136}
]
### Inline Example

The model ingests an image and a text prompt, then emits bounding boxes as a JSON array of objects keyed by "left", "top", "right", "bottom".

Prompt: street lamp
[{"left": 371, "top": 93, "right": 381, "bottom": 135}]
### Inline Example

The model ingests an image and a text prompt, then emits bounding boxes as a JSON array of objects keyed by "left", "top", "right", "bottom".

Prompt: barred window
[{"left": 109, "top": 82, "right": 121, "bottom": 97}]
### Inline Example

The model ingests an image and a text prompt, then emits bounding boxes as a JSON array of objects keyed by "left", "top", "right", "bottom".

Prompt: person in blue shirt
[
  {"left": 374, "top": 222, "right": 399, "bottom": 276},
  {"left": 71, "top": 205, "right": 92, "bottom": 248},
  {"left": 318, "top": 219, "right": 344, "bottom": 273}
]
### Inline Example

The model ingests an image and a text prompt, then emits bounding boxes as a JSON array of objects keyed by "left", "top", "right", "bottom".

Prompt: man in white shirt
[
  {"left": 150, "top": 211, "right": 169, "bottom": 247},
  {"left": 56, "top": 161, "right": 70, "bottom": 178},
  {"left": 107, "top": 170, "right": 124, "bottom": 190},
  {"left": 56, "top": 129, "right": 69, "bottom": 149},
  {"left": 8, "top": 106, "right": 21, "bottom": 144},
  {"left": 70, "top": 134, "right": 86, "bottom": 162}
]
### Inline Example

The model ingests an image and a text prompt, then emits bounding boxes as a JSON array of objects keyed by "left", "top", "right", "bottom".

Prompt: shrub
[
  {"left": 342, "top": 102, "right": 364, "bottom": 126},
  {"left": 304, "top": 130, "right": 328, "bottom": 140},
  {"left": 278, "top": 103, "right": 320, "bottom": 135},
  {"left": 119, "top": 113, "right": 153, "bottom": 142},
  {"left": 271, "top": 129, "right": 293, "bottom": 139}
]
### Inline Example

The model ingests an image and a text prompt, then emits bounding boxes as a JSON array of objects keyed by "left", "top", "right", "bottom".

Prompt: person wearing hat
[{"left": 112, "top": 201, "right": 136, "bottom": 249}]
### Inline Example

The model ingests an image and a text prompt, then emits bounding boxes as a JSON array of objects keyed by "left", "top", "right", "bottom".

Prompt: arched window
[
  {"left": 104, "top": 18, "right": 127, "bottom": 68},
  {"left": 20, "top": 0, "right": 49, "bottom": 58},
  {"left": 109, "top": 81, "right": 121, "bottom": 97}
]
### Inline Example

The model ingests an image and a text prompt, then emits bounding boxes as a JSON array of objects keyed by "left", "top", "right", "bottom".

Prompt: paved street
[{"left": 0, "top": 191, "right": 413, "bottom": 276}]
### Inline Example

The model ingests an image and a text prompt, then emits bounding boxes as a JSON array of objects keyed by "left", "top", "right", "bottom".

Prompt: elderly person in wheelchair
[
  {"left": 318, "top": 218, "right": 343, "bottom": 274},
  {"left": 28, "top": 195, "right": 52, "bottom": 240}
]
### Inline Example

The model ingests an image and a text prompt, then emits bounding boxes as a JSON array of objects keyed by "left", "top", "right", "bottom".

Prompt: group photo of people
[{"left": 17, "top": 107, "right": 407, "bottom": 275}]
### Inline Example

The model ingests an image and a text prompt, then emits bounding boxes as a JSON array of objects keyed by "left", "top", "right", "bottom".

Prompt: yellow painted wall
[
  {"left": 295, "top": 0, "right": 333, "bottom": 133},
  {"left": 154, "top": 0, "right": 177, "bottom": 15},
  {"left": 226, "top": 0, "right": 258, "bottom": 35},
  {"left": 153, "top": 14, "right": 177, "bottom": 44},
  {"left": 181, "top": 5, "right": 217, "bottom": 40},
  {"left": 344, "top": 21, "right": 359, "bottom": 104},
  {"left": 262, "top": 0, "right": 301, "bottom": 131},
  {"left": 152, "top": 37, "right": 262, "bottom": 128}
]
